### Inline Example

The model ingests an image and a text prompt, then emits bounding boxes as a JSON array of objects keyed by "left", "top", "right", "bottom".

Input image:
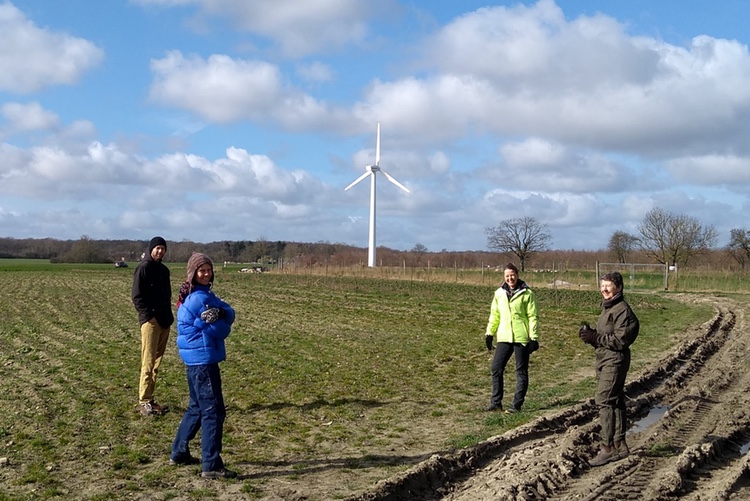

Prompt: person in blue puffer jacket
[{"left": 170, "top": 252, "right": 238, "bottom": 479}]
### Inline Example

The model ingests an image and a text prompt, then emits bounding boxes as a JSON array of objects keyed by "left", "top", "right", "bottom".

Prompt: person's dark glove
[
  {"left": 201, "top": 307, "right": 222, "bottom": 324},
  {"left": 485, "top": 335, "right": 494, "bottom": 351},
  {"left": 528, "top": 340, "right": 539, "bottom": 353},
  {"left": 579, "top": 324, "right": 598, "bottom": 346}
]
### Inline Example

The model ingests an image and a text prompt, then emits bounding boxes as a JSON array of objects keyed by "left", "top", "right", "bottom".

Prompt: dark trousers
[
  {"left": 171, "top": 363, "right": 226, "bottom": 472},
  {"left": 595, "top": 358, "right": 630, "bottom": 446},
  {"left": 490, "top": 342, "right": 530, "bottom": 411}
]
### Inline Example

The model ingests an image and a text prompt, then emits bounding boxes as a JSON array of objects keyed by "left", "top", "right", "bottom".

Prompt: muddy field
[
  {"left": 3, "top": 289, "right": 748, "bottom": 500},
  {"left": 345, "top": 294, "right": 750, "bottom": 501}
]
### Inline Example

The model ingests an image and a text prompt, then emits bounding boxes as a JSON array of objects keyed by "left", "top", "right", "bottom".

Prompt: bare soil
[
  {"left": 5, "top": 293, "right": 748, "bottom": 500},
  {"left": 341, "top": 294, "right": 750, "bottom": 501},
  {"left": 153, "top": 293, "right": 750, "bottom": 501}
]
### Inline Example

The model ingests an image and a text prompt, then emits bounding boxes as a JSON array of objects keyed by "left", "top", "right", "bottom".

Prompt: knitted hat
[
  {"left": 177, "top": 252, "right": 214, "bottom": 308},
  {"left": 186, "top": 252, "right": 214, "bottom": 286},
  {"left": 149, "top": 236, "right": 167, "bottom": 253}
]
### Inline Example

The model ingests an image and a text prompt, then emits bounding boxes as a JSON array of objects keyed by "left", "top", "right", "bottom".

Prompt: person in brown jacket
[{"left": 579, "top": 271, "right": 639, "bottom": 466}]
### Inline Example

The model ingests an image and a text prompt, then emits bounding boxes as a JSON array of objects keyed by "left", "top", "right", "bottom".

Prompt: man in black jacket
[{"left": 132, "top": 236, "right": 174, "bottom": 416}]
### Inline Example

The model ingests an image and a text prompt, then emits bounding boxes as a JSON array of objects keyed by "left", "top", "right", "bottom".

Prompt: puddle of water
[
  {"left": 740, "top": 439, "right": 750, "bottom": 456},
  {"left": 627, "top": 404, "right": 671, "bottom": 435}
]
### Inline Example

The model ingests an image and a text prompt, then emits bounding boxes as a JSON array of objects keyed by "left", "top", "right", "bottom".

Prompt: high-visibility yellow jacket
[{"left": 485, "top": 281, "right": 539, "bottom": 344}]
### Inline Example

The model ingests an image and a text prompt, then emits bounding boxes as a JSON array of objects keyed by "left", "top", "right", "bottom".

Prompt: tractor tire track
[{"left": 348, "top": 296, "right": 750, "bottom": 501}]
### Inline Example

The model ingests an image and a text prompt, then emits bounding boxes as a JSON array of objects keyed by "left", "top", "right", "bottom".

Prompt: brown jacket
[{"left": 594, "top": 294, "right": 639, "bottom": 370}]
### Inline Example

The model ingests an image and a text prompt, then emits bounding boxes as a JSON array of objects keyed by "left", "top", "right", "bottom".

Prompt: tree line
[
  {"left": 485, "top": 207, "right": 750, "bottom": 272},
  {"left": 2, "top": 206, "right": 750, "bottom": 271},
  {"left": 0, "top": 235, "right": 498, "bottom": 269}
]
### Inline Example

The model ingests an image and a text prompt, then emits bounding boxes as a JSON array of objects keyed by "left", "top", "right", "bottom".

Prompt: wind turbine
[{"left": 345, "top": 123, "right": 410, "bottom": 267}]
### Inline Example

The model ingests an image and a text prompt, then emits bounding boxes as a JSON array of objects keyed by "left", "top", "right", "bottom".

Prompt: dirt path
[{"left": 346, "top": 295, "right": 750, "bottom": 501}]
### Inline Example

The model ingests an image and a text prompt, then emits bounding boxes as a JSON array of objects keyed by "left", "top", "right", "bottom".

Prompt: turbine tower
[{"left": 345, "top": 123, "right": 410, "bottom": 267}]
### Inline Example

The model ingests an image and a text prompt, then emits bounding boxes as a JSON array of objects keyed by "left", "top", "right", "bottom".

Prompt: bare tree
[
  {"left": 485, "top": 217, "right": 551, "bottom": 271},
  {"left": 608, "top": 231, "right": 639, "bottom": 263},
  {"left": 411, "top": 243, "right": 428, "bottom": 265},
  {"left": 61, "top": 235, "right": 108, "bottom": 263},
  {"left": 727, "top": 228, "right": 750, "bottom": 270},
  {"left": 637, "top": 208, "right": 717, "bottom": 267},
  {"left": 253, "top": 236, "right": 269, "bottom": 263}
]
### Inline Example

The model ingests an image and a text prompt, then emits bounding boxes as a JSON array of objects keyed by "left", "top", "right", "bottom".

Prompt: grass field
[{"left": 0, "top": 260, "right": 714, "bottom": 499}]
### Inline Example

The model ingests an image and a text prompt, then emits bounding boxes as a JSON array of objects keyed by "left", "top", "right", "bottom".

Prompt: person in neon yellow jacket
[{"left": 484, "top": 263, "right": 540, "bottom": 413}]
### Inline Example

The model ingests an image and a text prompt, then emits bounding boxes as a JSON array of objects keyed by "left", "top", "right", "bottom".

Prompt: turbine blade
[
  {"left": 375, "top": 123, "right": 381, "bottom": 167},
  {"left": 344, "top": 171, "right": 371, "bottom": 191},
  {"left": 381, "top": 170, "right": 410, "bottom": 193}
]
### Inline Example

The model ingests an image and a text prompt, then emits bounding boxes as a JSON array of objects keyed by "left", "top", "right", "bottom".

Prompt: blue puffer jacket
[{"left": 176, "top": 284, "right": 235, "bottom": 366}]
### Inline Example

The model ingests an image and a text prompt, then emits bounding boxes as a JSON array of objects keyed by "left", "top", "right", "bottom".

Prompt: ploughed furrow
[
  {"left": 550, "top": 303, "right": 748, "bottom": 501},
  {"left": 569, "top": 398, "right": 721, "bottom": 501},
  {"left": 348, "top": 302, "right": 737, "bottom": 501},
  {"left": 670, "top": 430, "right": 750, "bottom": 501}
]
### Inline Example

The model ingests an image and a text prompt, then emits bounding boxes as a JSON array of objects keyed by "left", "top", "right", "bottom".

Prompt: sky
[{"left": 2, "top": 0, "right": 750, "bottom": 252}]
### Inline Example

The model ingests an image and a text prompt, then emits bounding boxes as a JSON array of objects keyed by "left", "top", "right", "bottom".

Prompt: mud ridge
[{"left": 347, "top": 300, "right": 744, "bottom": 501}]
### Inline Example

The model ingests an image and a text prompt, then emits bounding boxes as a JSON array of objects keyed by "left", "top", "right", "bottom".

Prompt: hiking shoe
[
  {"left": 137, "top": 402, "right": 155, "bottom": 416},
  {"left": 486, "top": 405, "right": 503, "bottom": 412},
  {"left": 589, "top": 448, "right": 616, "bottom": 467},
  {"left": 149, "top": 401, "right": 169, "bottom": 415},
  {"left": 504, "top": 407, "right": 520, "bottom": 414},
  {"left": 170, "top": 455, "right": 201, "bottom": 466},
  {"left": 200, "top": 468, "right": 238, "bottom": 479},
  {"left": 137, "top": 402, "right": 164, "bottom": 416}
]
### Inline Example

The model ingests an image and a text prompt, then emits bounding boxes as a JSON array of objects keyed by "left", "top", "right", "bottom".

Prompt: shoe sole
[
  {"left": 590, "top": 452, "right": 628, "bottom": 467},
  {"left": 201, "top": 472, "right": 237, "bottom": 479}
]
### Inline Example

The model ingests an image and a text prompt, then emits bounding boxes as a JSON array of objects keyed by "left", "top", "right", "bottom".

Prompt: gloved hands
[
  {"left": 485, "top": 335, "right": 494, "bottom": 351},
  {"left": 579, "top": 323, "right": 598, "bottom": 346},
  {"left": 528, "top": 340, "right": 539, "bottom": 353},
  {"left": 200, "top": 307, "right": 226, "bottom": 324}
]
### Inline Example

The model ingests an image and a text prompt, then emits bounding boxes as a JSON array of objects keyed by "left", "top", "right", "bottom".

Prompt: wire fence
[{"left": 219, "top": 259, "right": 750, "bottom": 294}]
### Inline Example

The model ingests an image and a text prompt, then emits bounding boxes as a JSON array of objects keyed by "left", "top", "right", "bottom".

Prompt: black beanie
[{"left": 149, "top": 236, "right": 167, "bottom": 254}]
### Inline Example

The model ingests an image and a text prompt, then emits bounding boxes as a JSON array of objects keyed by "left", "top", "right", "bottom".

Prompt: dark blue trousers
[
  {"left": 490, "top": 342, "right": 530, "bottom": 411},
  {"left": 171, "top": 363, "right": 226, "bottom": 472}
]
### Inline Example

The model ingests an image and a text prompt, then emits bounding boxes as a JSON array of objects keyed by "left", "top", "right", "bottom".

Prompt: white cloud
[
  {"left": 428, "top": 151, "right": 450, "bottom": 174},
  {"left": 131, "top": 0, "right": 195, "bottom": 6},
  {"left": 0, "top": 2, "right": 104, "bottom": 93},
  {"left": 2, "top": 102, "right": 60, "bottom": 132},
  {"left": 380, "top": 1, "right": 750, "bottom": 156},
  {"left": 6, "top": 0, "right": 750, "bottom": 251},
  {"left": 666, "top": 154, "right": 750, "bottom": 185},
  {"left": 148, "top": 51, "right": 334, "bottom": 128},
  {"left": 149, "top": 51, "right": 284, "bottom": 123},
  {"left": 296, "top": 61, "right": 334, "bottom": 83},
  {"left": 494, "top": 138, "right": 639, "bottom": 193},
  {"left": 134, "top": 0, "right": 392, "bottom": 57}
]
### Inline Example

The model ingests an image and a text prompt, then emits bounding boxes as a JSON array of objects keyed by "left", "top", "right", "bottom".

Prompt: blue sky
[{"left": 2, "top": 0, "right": 750, "bottom": 252}]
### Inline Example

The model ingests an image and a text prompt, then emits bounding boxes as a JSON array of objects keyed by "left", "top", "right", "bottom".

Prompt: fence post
[{"left": 595, "top": 260, "right": 600, "bottom": 286}]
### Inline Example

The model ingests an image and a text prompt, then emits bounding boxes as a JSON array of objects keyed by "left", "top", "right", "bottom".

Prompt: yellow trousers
[{"left": 139, "top": 320, "right": 170, "bottom": 404}]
